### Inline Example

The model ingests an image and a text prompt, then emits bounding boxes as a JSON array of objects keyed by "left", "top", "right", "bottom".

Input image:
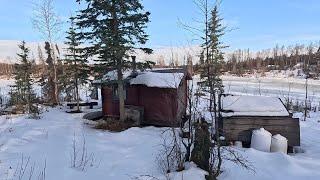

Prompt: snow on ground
[
  {"left": 192, "top": 75, "right": 320, "bottom": 179},
  {"left": 217, "top": 75, "right": 320, "bottom": 180},
  {"left": 0, "top": 78, "right": 14, "bottom": 105},
  {"left": 222, "top": 75, "right": 320, "bottom": 108},
  {"left": 0, "top": 108, "right": 206, "bottom": 180},
  {"left": 0, "top": 76, "right": 98, "bottom": 106},
  {"left": 220, "top": 111, "right": 320, "bottom": 180},
  {"left": 1, "top": 75, "right": 320, "bottom": 180}
]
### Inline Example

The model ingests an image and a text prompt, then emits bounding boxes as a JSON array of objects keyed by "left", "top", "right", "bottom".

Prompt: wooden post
[{"left": 304, "top": 75, "right": 308, "bottom": 121}]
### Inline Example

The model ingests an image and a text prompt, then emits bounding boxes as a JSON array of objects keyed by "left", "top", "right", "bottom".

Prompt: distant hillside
[{"left": 0, "top": 40, "right": 201, "bottom": 65}]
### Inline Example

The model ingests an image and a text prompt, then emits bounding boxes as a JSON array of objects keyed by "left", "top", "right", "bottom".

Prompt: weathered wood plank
[
  {"left": 224, "top": 118, "right": 299, "bottom": 125},
  {"left": 221, "top": 116, "right": 301, "bottom": 146},
  {"left": 223, "top": 131, "right": 300, "bottom": 146},
  {"left": 224, "top": 125, "right": 299, "bottom": 132},
  {"left": 224, "top": 116, "right": 298, "bottom": 120}
]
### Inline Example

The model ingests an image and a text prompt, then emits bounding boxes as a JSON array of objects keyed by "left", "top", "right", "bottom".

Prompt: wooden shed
[
  {"left": 219, "top": 95, "right": 300, "bottom": 148},
  {"left": 97, "top": 68, "right": 191, "bottom": 127}
]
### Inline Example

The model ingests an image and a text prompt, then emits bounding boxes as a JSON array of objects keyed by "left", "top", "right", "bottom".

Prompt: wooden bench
[{"left": 67, "top": 102, "right": 98, "bottom": 109}]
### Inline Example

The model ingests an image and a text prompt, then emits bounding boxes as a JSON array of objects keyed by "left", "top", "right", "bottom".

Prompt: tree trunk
[
  {"left": 50, "top": 43, "right": 59, "bottom": 105},
  {"left": 75, "top": 78, "right": 80, "bottom": 112},
  {"left": 215, "top": 93, "right": 222, "bottom": 177},
  {"left": 118, "top": 69, "right": 125, "bottom": 122},
  {"left": 304, "top": 77, "right": 308, "bottom": 121},
  {"left": 54, "top": 63, "right": 59, "bottom": 105},
  {"left": 74, "top": 54, "right": 80, "bottom": 112}
]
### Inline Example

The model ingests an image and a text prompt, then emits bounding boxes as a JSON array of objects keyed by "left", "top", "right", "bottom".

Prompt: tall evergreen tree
[
  {"left": 64, "top": 17, "right": 89, "bottom": 112},
  {"left": 9, "top": 41, "right": 38, "bottom": 115},
  {"left": 197, "top": 4, "right": 226, "bottom": 178},
  {"left": 74, "top": 0, "right": 153, "bottom": 121},
  {"left": 199, "top": 4, "right": 226, "bottom": 111}
]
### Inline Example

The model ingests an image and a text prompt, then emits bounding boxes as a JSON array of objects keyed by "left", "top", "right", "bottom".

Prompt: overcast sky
[{"left": 0, "top": 0, "right": 320, "bottom": 52}]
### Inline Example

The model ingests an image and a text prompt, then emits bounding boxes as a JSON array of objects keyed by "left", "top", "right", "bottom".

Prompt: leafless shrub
[
  {"left": 221, "top": 147, "right": 255, "bottom": 173},
  {"left": 37, "top": 160, "right": 46, "bottom": 180},
  {"left": 28, "top": 162, "right": 35, "bottom": 180},
  {"left": 156, "top": 128, "right": 185, "bottom": 180},
  {"left": 130, "top": 174, "right": 160, "bottom": 180},
  {"left": 70, "top": 133, "right": 96, "bottom": 171},
  {"left": 11, "top": 154, "right": 47, "bottom": 180},
  {"left": 14, "top": 154, "right": 31, "bottom": 180}
]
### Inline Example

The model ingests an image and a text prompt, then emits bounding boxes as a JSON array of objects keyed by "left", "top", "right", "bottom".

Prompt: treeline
[
  {"left": 224, "top": 43, "right": 320, "bottom": 77},
  {"left": 6, "top": 41, "right": 97, "bottom": 116},
  {"left": 0, "top": 62, "right": 14, "bottom": 76},
  {"left": 6, "top": 0, "right": 154, "bottom": 117},
  {"left": 0, "top": 62, "right": 55, "bottom": 77}
]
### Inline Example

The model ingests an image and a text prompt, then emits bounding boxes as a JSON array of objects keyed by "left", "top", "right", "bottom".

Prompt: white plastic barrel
[
  {"left": 251, "top": 128, "right": 272, "bottom": 152},
  {"left": 270, "top": 134, "right": 288, "bottom": 153}
]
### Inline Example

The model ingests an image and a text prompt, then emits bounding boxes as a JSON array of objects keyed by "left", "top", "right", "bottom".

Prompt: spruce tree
[
  {"left": 9, "top": 41, "right": 38, "bottom": 116},
  {"left": 199, "top": 5, "right": 225, "bottom": 110},
  {"left": 74, "top": 0, "right": 153, "bottom": 121},
  {"left": 64, "top": 17, "right": 89, "bottom": 112},
  {"left": 197, "top": 4, "right": 226, "bottom": 178}
]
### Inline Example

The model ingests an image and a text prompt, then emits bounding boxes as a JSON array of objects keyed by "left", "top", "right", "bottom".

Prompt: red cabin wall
[
  {"left": 101, "top": 77, "right": 188, "bottom": 126},
  {"left": 101, "top": 86, "right": 119, "bottom": 117},
  {"left": 137, "top": 86, "right": 178, "bottom": 126}
]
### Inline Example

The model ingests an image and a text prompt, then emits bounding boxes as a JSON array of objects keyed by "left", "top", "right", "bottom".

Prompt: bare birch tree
[{"left": 31, "top": 0, "right": 62, "bottom": 105}]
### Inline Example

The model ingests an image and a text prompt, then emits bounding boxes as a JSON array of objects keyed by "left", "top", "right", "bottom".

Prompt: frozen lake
[{"left": 222, "top": 76, "right": 320, "bottom": 107}]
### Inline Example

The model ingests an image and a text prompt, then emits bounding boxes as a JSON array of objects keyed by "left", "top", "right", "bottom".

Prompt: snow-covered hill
[{"left": 0, "top": 40, "right": 201, "bottom": 65}]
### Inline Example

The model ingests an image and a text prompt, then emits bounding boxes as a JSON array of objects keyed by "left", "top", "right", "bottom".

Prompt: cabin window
[{"left": 112, "top": 84, "right": 127, "bottom": 100}]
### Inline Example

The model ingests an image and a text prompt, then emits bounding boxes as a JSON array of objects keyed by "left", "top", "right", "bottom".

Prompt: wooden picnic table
[{"left": 66, "top": 102, "right": 98, "bottom": 109}]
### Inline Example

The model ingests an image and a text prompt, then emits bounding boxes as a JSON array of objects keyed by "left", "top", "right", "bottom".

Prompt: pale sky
[{"left": 0, "top": 0, "right": 320, "bottom": 52}]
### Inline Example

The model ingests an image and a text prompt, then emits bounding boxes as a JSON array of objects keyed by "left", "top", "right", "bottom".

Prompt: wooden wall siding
[
  {"left": 221, "top": 116, "right": 300, "bottom": 147},
  {"left": 101, "top": 75, "right": 189, "bottom": 127},
  {"left": 101, "top": 85, "right": 185, "bottom": 127},
  {"left": 136, "top": 86, "right": 178, "bottom": 126},
  {"left": 101, "top": 87, "right": 120, "bottom": 117}
]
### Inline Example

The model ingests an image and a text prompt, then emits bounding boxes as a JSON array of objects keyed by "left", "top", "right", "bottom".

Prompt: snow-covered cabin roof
[
  {"left": 95, "top": 68, "right": 186, "bottom": 89},
  {"left": 99, "top": 70, "right": 133, "bottom": 82},
  {"left": 130, "top": 71, "right": 184, "bottom": 88},
  {"left": 222, "top": 95, "right": 289, "bottom": 117}
]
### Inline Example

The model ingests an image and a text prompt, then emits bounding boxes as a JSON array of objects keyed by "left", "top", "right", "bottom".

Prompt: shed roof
[
  {"left": 222, "top": 95, "right": 289, "bottom": 117},
  {"left": 95, "top": 68, "right": 186, "bottom": 89},
  {"left": 130, "top": 71, "right": 184, "bottom": 88}
]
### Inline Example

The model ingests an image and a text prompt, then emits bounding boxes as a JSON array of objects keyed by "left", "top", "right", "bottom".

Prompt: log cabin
[{"left": 219, "top": 95, "right": 300, "bottom": 148}]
